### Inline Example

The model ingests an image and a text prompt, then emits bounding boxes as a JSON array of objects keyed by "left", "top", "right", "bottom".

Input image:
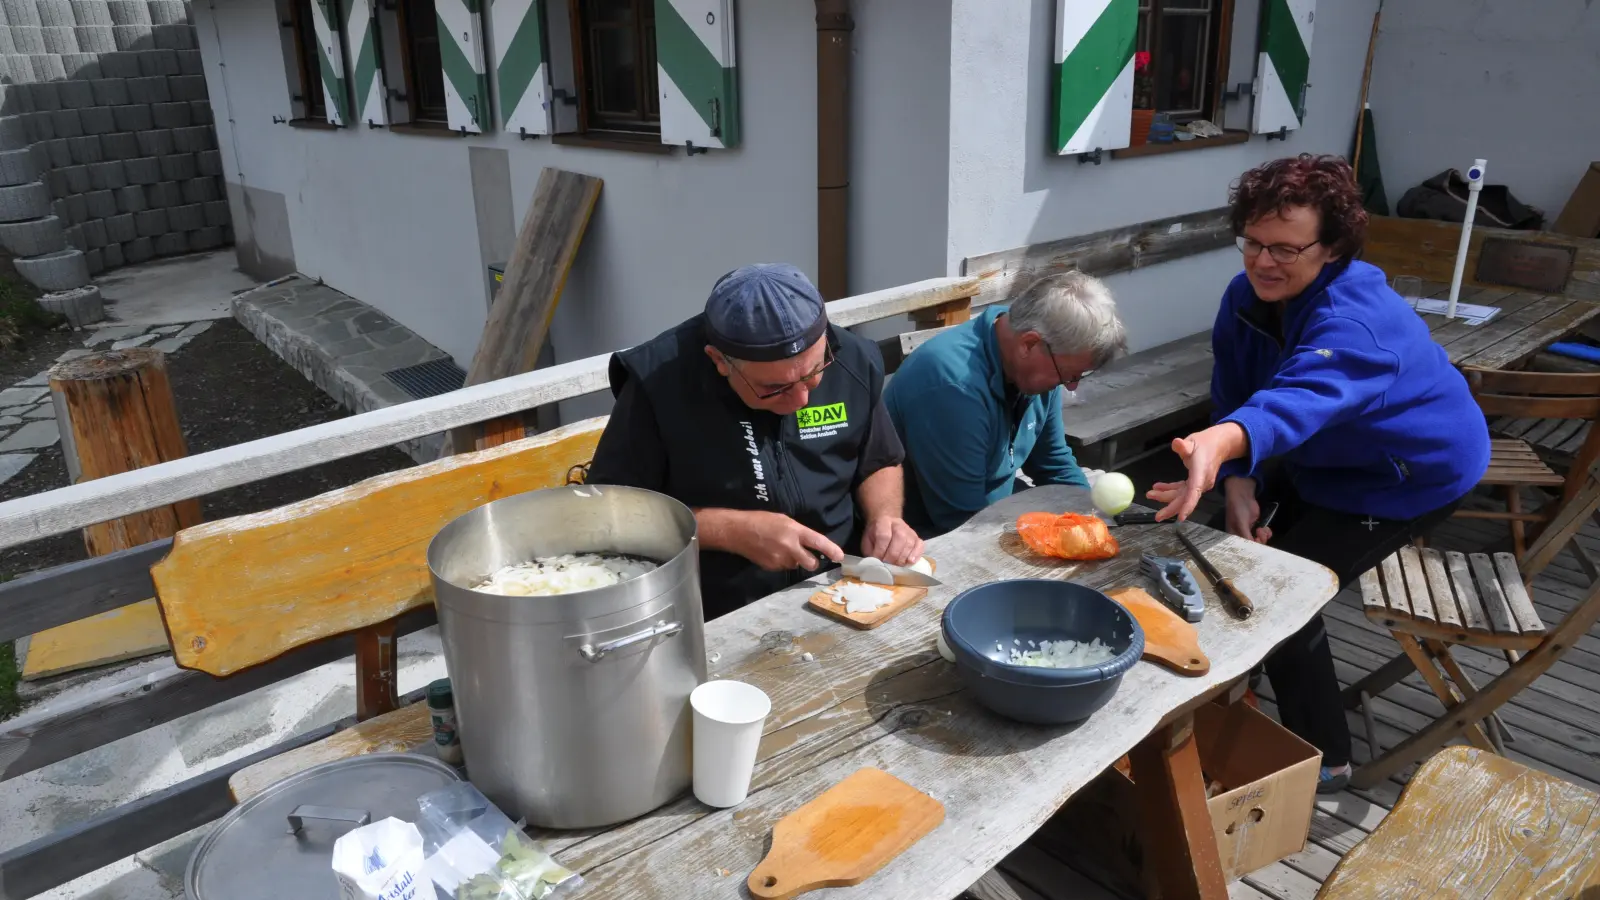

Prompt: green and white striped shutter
[
  {"left": 346, "top": 0, "right": 386, "bottom": 126},
  {"left": 655, "top": 0, "right": 739, "bottom": 149},
  {"left": 1253, "top": 0, "right": 1315, "bottom": 134},
  {"left": 311, "top": 0, "right": 350, "bottom": 126},
  {"left": 437, "top": 0, "right": 490, "bottom": 133},
  {"left": 493, "top": 0, "right": 551, "bottom": 135},
  {"left": 1052, "top": 0, "right": 1137, "bottom": 156}
]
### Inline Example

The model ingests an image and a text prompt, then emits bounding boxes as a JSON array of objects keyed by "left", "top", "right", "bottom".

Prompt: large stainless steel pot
[{"left": 427, "top": 484, "right": 707, "bottom": 829}]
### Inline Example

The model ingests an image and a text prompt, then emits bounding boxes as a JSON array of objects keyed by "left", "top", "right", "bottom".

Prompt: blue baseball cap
[{"left": 703, "top": 264, "right": 827, "bottom": 362}]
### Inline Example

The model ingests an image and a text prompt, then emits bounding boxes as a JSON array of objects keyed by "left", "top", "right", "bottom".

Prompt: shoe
[{"left": 1317, "top": 764, "right": 1351, "bottom": 794}]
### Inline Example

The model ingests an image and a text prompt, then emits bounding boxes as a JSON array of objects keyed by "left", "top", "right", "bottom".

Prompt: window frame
[
  {"left": 285, "top": 0, "right": 331, "bottom": 122},
  {"left": 1135, "top": 0, "right": 1235, "bottom": 125},
  {"left": 394, "top": 0, "right": 451, "bottom": 126},
  {"left": 565, "top": 0, "right": 661, "bottom": 138}
]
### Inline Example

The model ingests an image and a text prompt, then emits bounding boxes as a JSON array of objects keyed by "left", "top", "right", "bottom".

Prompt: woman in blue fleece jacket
[{"left": 1149, "top": 155, "right": 1490, "bottom": 793}]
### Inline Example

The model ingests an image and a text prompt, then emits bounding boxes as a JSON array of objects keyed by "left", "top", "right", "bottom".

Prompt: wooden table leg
[{"left": 1129, "top": 712, "right": 1229, "bottom": 900}]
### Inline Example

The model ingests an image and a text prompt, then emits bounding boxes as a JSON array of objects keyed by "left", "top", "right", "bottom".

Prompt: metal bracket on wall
[
  {"left": 366, "top": 119, "right": 383, "bottom": 129},
  {"left": 684, "top": 142, "right": 708, "bottom": 156},
  {"left": 387, "top": 88, "right": 408, "bottom": 102},
  {"left": 517, "top": 127, "right": 540, "bottom": 141},
  {"left": 272, "top": 115, "right": 286, "bottom": 124},
  {"left": 550, "top": 88, "right": 578, "bottom": 107},
  {"left": 1222, "top": 81, "right": 1252, "bottom": 101},
  {"left": 1265, "top": 126, "right": 1289, "bottom": 141},
  {"left": 1077, "top": 148, "right": 1104, "bottom": 166}
]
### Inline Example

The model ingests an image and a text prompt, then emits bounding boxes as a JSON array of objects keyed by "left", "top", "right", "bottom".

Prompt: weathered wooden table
[
  {"left": 525, "top": 485, "right": 1336, "bottom": 900},
  {"left": 1413, "top": 282, "right": 1600, "bottom": 371}
]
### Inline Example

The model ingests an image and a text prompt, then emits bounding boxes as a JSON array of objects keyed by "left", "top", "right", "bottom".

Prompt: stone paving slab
[
  {"left": 24, "top": 403, "right": 55, "bottom": 419},
  {"left": 0, "top": 453, "right": 36, "bottom": 482},
  {"left": 233, "top": 276, "right": 452, "bottom": 463},
  {"left": 109, "top": 333, "right": 156, "bottom": 349},
  {"left": 0, "top": 418, "right": 60, "bottom": 451},
  {"left": 0, "top": 385, "right": 49, "bottom": 407}
]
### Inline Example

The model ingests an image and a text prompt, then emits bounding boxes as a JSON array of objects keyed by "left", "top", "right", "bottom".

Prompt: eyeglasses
[
  {"left": 725, "top": 342, "right": 835, "bottom": 400},
  {"left": 1041, "top": 340, "right": 1091, "bottom": 390},
  {"left": 1237, "top": 235, "right": 1320, "bottom": 264}
]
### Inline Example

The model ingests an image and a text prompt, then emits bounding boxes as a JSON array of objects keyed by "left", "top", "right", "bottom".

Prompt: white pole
[{"left": 1446, "top": 158, "right": 1487, "bottom": 319}]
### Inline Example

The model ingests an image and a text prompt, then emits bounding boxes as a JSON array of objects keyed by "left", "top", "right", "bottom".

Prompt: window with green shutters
[
  {"left": 493, "top": 0, "right": 553, "bottom": 136},
  {"left": 653, "top": 0, "right": 738, "bottom": 149},
  {"left": 280, "top": 0, "right": 351, "bottom": 126},
  {"left": 1253, "top": 0, "right": 1314, "bottom": 134},
  {"left": 346, "top": 0, "right": 389, "bottom": 126}
]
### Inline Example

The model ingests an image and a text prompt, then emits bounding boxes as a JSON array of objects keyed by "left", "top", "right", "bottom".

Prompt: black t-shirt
[{"left": 587, "top": 316, "right": 904, "bottom": 618}]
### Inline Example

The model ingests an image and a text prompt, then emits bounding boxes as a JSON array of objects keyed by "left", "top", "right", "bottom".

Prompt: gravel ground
[{"left": 0, "top": 319, "right": 414, "bottom": 578}]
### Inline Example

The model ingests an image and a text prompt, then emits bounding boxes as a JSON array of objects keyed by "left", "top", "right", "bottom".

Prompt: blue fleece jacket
[
  {"left": 884, "top": 306, "right": 1088, "bottom": 537},
  {"left": 1212, "top": 260, "right": 1489, "bottom": 520}
]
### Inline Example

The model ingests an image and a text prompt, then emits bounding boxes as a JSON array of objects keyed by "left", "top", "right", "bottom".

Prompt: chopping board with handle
[
  {"left": 806, "top": 559, "right": 936, "bottom": 629},
  {"left": 748, "top": 767, "right": 944, "bottom": 900},
  {"left": 1108, "top": 586, "right": 1210, "bottom": 677}
]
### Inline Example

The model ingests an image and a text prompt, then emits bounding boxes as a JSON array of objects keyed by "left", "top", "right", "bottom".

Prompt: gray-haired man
[{"left": 884, "top": 271, "right": 1128, "bottom": 537}]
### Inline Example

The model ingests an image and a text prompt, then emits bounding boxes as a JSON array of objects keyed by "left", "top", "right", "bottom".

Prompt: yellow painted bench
[
  {"left": 147, "top": 418, "right": 608, "bottom": 802},
  {"left": 1318, "top": 746, "right": 1600, "bottom": 898}
]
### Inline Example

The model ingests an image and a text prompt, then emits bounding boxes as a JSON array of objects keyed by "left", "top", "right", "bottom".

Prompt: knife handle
[{"left": 1216, "top": 577, "right": 1255, "bottom": 619}]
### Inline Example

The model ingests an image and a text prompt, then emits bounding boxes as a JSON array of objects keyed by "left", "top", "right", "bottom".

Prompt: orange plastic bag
[{"left": 1016, "top": 511, "right": 1120, "bottom": 560}]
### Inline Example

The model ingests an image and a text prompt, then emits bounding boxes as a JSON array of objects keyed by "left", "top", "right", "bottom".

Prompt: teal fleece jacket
[{"left": 884, "top": 306, "right": 1087, "bottom": 537}]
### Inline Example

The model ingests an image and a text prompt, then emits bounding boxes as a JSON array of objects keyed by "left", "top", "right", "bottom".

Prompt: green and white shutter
[
  {"left": 346, "top": 0, "right": 386, "bottom": 126},
  {"left": 655, "top": 0, "right": 739, "bottom": 149},
  {"left": 437, "top": 0, "right": 490, "bottom": 133},
  {"left": 310, "top": 0, "right": 350, "bottom": 126},
  {"left": 1253, "top": 0, "right": 1314, "bottom": 134},
  {"left": 1052, "top": 0, "right": 1137, "bottom": 155},
  {"left": 493, "top": 0, "right": 551, "bottom": 135}
]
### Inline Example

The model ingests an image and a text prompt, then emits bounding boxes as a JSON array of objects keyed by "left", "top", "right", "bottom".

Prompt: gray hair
[{"left": 1007, "top": 271, "right": 1128, "bottom": 368}]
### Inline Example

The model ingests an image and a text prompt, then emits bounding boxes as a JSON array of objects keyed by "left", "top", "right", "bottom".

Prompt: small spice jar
[{"left": 427, "top": 678, "right": 464, "bottom": 766}]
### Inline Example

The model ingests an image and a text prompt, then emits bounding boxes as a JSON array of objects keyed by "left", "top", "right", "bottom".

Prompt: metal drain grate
[{"left": 383, "top": 358, "right": 467, "bottom": 399}]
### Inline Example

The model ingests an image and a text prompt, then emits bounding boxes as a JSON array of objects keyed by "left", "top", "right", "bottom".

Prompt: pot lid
[{"left": 185, "top": 752, "right": 462, "bottom": 900}]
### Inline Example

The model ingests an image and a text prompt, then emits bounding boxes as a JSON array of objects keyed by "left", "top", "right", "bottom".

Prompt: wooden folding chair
[
  {"left": 1458, "top": 367, "right": 1600, "bottom": 558},
  {"left": 1345, "top": 457, "right": 1600, "bottom": 789}
]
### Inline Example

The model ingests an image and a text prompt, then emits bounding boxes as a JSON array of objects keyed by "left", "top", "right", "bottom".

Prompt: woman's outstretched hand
[{"left": 1147, "top": 423, "right": 1249, "bottom": 522}]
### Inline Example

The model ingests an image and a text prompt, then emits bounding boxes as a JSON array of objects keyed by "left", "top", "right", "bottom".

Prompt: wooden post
[
  {"left": 450, "top": 168, "right": 603, "bottom": 455},
  {"left": 21, "top": 349, "right": 200, "bottom": 678},
  {"left": 1128, "top": 712, "right": 1230, "bottom": 900}
]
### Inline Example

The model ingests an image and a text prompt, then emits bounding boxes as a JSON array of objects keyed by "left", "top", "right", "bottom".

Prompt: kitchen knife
[
  {"left": 839, "top": 555, "right": 942, "bottom": 587},
  {"left": 1175, "top": 525, "right": 1254, "bottom": 620}
]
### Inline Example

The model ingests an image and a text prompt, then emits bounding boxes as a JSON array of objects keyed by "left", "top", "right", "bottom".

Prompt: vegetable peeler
[{"left": 1140, "top": 553, "right": 1205, "bottom": 622}]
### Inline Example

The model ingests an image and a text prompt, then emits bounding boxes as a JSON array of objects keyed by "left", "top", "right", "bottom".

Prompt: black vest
[{"left": 607, "top": 315, "right": 885, "bottom": 616}]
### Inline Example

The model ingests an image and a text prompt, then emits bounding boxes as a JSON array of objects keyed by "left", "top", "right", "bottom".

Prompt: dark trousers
[{"left": 1209, "top": 465, "right": 1463, "bottom": 769}]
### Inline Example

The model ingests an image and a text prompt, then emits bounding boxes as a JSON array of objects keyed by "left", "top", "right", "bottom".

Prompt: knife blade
[
  {"left": 838, "top": 555, "right": 942, "bottom": 587},
  {"left": 1175, "top": 525, "right": 1255, "bottom": 620}
]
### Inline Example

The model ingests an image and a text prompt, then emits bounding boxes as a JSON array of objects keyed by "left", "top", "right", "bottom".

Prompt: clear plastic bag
[{"left": 417, "top": 783, "right": 583, "bottom": 900}]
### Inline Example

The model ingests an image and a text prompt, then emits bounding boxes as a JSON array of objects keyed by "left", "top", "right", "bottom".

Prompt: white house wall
[
  {"left": 946, "top": 0, "right": 1382, "bottom": 351},
  {"left": 193, "top": 0, "right": 819, "bottom": 393},
  {"left": 1366, "top": 0, "right": 1600, "bottom": 222}
]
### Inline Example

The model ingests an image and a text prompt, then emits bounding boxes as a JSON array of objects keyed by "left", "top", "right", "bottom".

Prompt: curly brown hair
[{"left": 1230, "top": 154, "right": 1369, "bottom": 258}]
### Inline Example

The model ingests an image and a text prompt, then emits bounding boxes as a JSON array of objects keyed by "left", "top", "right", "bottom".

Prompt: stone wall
[{"left": 0, "top": 0, "right": 230, "bottom": 308}]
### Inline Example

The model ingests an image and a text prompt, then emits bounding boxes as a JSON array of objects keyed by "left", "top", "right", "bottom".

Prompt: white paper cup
[{"left": 690, "top": 679, "right": 771, "bottom": 808}]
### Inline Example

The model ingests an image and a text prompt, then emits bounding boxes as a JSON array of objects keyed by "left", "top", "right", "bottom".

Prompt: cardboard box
[
  {"left": 1043, "top": 702, "right": 1320, "bottom": 897},
  {"left": 1553, "top": 162, "right": 1600, "bottom": 239}
]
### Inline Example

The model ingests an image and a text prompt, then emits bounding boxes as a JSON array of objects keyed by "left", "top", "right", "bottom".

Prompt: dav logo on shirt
[{"left": 796, "top": 402, "right": 848, "bottom": 440}]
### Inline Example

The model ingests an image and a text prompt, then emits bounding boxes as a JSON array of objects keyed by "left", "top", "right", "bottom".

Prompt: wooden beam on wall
[
  {"left": 964, "top": 207, "right": 1235, "bottom": 306},
  {"left": 451, "top": 168, "right": 604, "bottom": 454}
]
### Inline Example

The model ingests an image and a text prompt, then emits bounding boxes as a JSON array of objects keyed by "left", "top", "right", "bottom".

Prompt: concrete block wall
[{"left": 0, "top": 0, "right": 229, "bottom": 303}]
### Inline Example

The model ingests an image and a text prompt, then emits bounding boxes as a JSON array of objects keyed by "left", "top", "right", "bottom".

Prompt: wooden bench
[
  {"left": 148, "top": 419, "right": 608, "bottom": 802},
  {"left": 1316, "top": 746, "right": 1600, "bottom": 898}
]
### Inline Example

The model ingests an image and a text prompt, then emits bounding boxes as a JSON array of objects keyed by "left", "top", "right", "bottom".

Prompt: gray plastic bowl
[{"left": 942, "top": 579, "right": 1144, "bottom": 724}]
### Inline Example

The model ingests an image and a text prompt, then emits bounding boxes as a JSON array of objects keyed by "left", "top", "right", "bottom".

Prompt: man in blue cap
[{"left": 587, "top": 264, "right": 922, "bottom": 619}]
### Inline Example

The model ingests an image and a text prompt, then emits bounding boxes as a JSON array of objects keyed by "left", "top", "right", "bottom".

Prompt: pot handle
[
  {"left": 579, "top": 620, "right": 682, "bottom": 662},
  {"left": 287, "top": 805, "right": 371, "bottom": 835}
]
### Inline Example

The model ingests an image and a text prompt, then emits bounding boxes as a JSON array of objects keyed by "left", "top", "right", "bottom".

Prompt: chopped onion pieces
[
  {"left": 1005, "top": 637, "right": 1117, "bottom": 669},
  {"left": 473, "top": 553, "right": 656, "bottom": 596}
]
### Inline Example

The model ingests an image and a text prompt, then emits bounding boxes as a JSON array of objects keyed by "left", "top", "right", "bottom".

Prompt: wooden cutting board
[
  {"left": 1107, "top": 585, "right": 1210, "bottom": 677},
  {"left": 806, "top": 559, "right": 936, "bottom": 629},
  {"left": 748, "top": 767, "right": 944, "bottom": 900}
]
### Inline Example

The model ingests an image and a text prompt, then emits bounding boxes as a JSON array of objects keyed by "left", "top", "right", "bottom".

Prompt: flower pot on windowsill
[{"left": 1131, "top": 109, "right": 1155, "bottom": 147}]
